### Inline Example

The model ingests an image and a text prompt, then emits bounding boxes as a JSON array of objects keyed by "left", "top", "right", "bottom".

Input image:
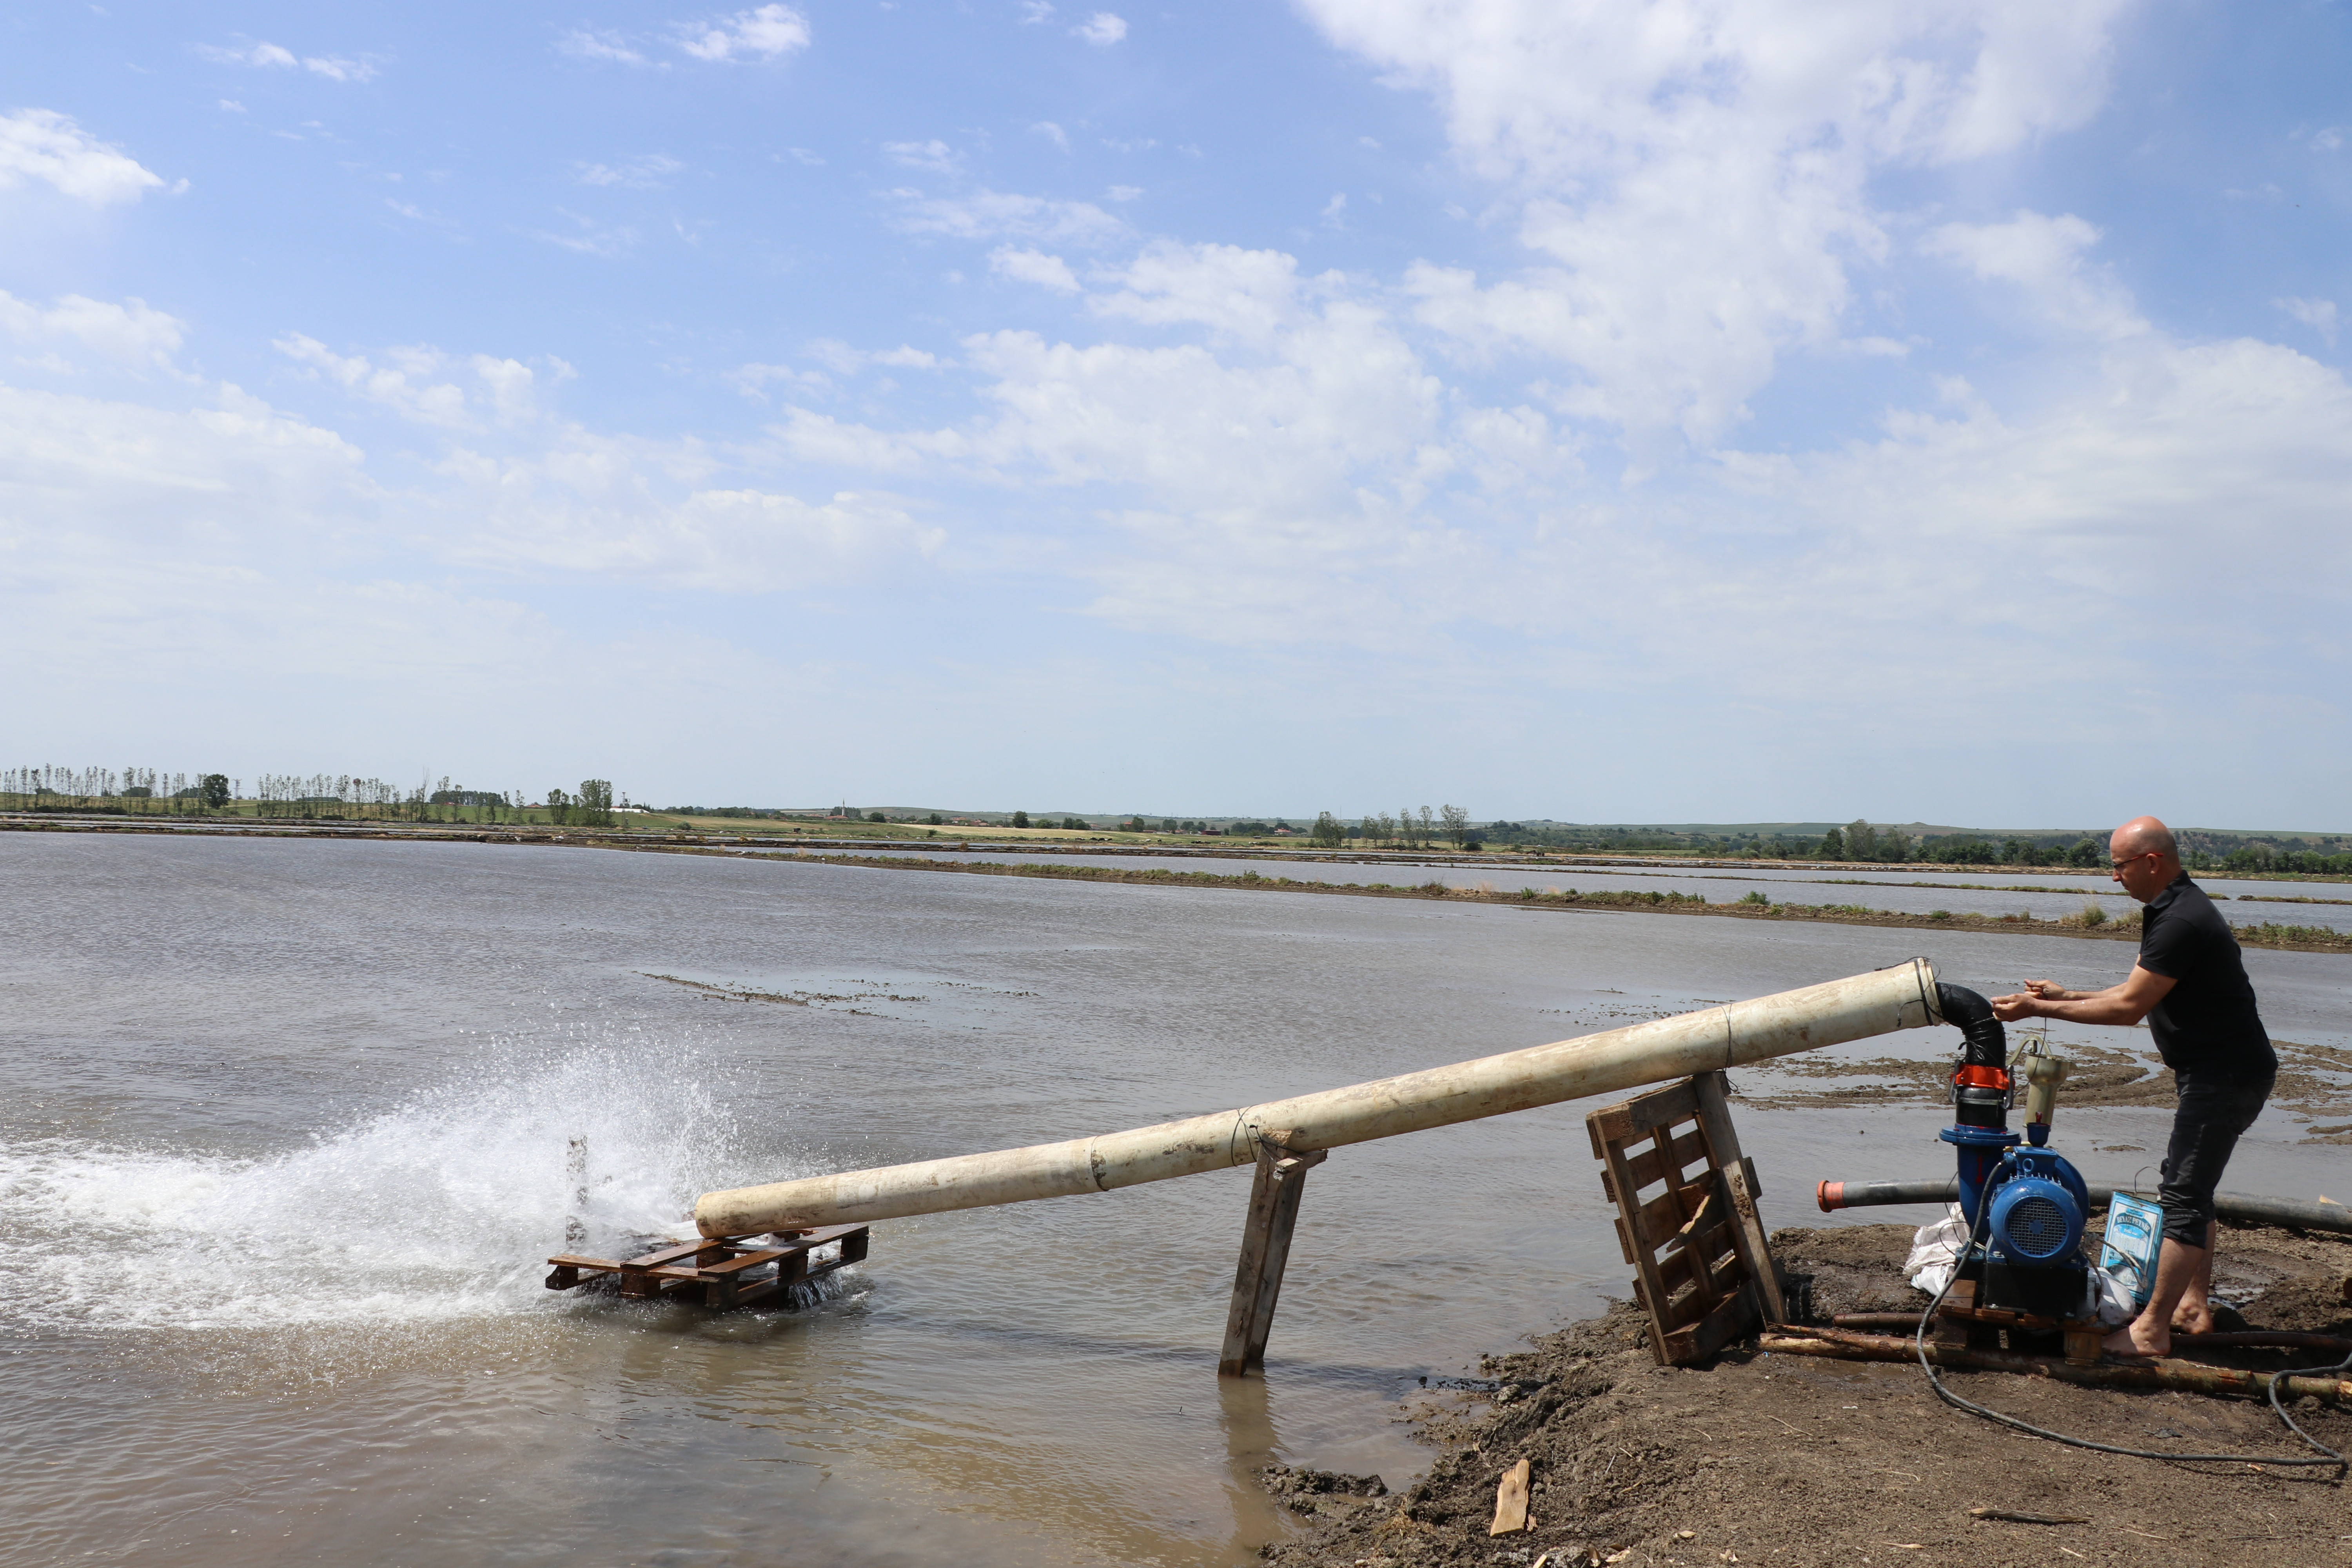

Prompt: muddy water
[{"left": 4, "top": 835, "right": 2347, "bottom": 1566}]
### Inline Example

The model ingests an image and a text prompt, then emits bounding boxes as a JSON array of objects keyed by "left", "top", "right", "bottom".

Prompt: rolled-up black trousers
[{"left": 2160, "top": 1068, "right": 2274, "bottom": 1249}]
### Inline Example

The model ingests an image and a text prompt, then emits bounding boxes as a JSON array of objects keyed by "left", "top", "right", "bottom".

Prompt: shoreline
[
  {"left": 8, "top": 809, "right": 2351, "bottom": 885},
  {"left": 6, "top": 815, "right": 2348, "bottom": 953},
  {"left": 1260, "top": 1219, "right": 2352, "bottom": 1568}
]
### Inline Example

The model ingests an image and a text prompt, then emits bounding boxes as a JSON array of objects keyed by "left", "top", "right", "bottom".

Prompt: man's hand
[
  {"left": 1990, "top": 979, "right": 2070, "bottom": 1021},
  {"left": 1990, "top": 990, "right": 2041, "bottom": 1021},
  {"left": 1994, "top": 967, "right": 2176, "bottom": 1027}
]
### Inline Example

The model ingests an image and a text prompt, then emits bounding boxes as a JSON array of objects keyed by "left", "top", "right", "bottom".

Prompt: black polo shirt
[{"left": 2138, "top": 873, "right": 2274, "bottom": 1080}]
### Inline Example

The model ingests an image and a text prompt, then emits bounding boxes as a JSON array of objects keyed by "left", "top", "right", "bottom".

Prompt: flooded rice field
[
  {"left": 4, "top": 834, "right": 2348, "bottom": 1565},
  {"left": 849, "top": 844, "right": 2352, "bottom": 932}
]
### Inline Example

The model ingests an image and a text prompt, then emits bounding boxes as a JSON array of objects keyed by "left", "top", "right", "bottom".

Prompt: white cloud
[
  {"left": 274, "top": 336, "right": 555, "bottom": 429},
  {"left": 196, "top": 40, "right": 378, "bottom": 80},
  {"left": 730, "top": 362, "right": 831, "bottom": 399},
  {"left": 1106, "top": 184, "right": 1142, "bottom": 202},
  {"left": 802, "top": 340, "right": 943, "bottom": 375},
  {"left": 557, "top": 28, "right": 650, "bottom": 65},
  {"left": 301, "top": 56, "right": 379, "bottom": 83},
  {"left": 0, "top": 290, "right": 188, "bottom": 373},
  {"left": 1073, "top": 12, "right": 1127, "bottom": 45},
  {"left": 0, "top": 109, "right": 166, "bottom": 206},
  {"left": 1922, "top": 210, "right": 2144, "bottom": 339},
  {"left": 575, "top": 154, "right": 685, "bottom": 189},
  {"left": 1090, "top": 240, "right": 1306, "bottom": 345},
  {"left": 1319, "top": 192, "right": 1347, "bottom": 227},
  {"left": 1031, "top": 121, "right": 1070, "bottom": 152},
  {"left": 449, "top": 479, "right": 946, "bottom": 590},
  {"left": 196, "top": 40, "right": 298, "bottom": 68},
  {"left": 1020, "top": 1, "right": 1056, "bottom": 22},
  {"left": 884, "top": 139, "right": 962, "bottom": 175},
  {"left": 2277, "top": 296, "right": 2339, "bottom": 346},
  {"left": 887, "top": 187, "right": 1126, "bottom": 246},
  {"left": 676, "top": 5, "right": 811, "bottom": 62},
  {"left": 529, "top": 210, "right": 639, "bottom": 256},
  {"left": 1293, "top": 0, "right": 2138, "bottom": 449},
  {"left": 990, "top": 247, "right": 1080, "bottom": 292}
]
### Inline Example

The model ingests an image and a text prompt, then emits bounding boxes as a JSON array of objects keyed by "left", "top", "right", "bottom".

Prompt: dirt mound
[{"left": 1263, "top": 1225, "right": 2352, "bottom": 1568}]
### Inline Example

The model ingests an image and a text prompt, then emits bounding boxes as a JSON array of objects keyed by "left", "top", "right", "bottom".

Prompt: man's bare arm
[{"left": 1991, "top": 966, "right": 2176, "bottom": 1026}]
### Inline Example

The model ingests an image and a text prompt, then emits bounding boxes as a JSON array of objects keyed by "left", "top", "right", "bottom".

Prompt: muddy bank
[
  {"left": 760, "top": 850, "right": 2352, "bottom": 955},
  {"left": 1730, "top": 1040, "right": 2352, "bottom": 1132},
  {"left": 1261, "top": 1221, "right": 2352, "bottom": 1568}
]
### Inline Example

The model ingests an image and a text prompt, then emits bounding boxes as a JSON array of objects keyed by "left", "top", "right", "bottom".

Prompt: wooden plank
[
  {"left": 1661, "top": 1131, "right": 1720, "bottom": 1310},
  {"left": 1629, "top": 1186, "right": 1688, "bottom": 1252},
  {"left": 704, "top": 1248, "right": 788, "bottom": 1276},
  {"left": 1934, "top": 1278, "right": 1975, "bottom": 1347},
  {"left": 1488, "top": 1459, "right": 1532, "bottom": 1536},
  {"left": 1588, "top": 1105, "right": 1632, "bottom": 1156},
  {"left": 1662, "top": 1280, "right": 1759, "bottom": 1364},
  {"left": 543, "top": 1264, "right": 581, "bottom": 1290},
  {"left": 1598, "top": 1129, "right": 1675, "bottom": 1367},
  {"left": 1689, "top": 1071, "right": 1786, "bottom": 1323},
  {"left": 1619, "top": 1126, "right": 1708, "bottom": 1194},
  {"left": 1219, "top": 1139, "right": 1327, "bottom": 1376},
  {"left": 1585, "top": 1078, "right": 1699, "bottom": 1154},
  {"left": 1613, "top": 1216, "right": 1635, "bottom": 1266},
  {"left": 626, "top": 1238, "right": 730, "bottom": 1269},
  {"left": 545, "top": 1253, "right": 623, "bottom": 1270},
  {"left": 765, "top": 1223, "right": 868, "bottom": 1252},
  {"left": 1621, "top": 1079, "right": 1700, "bottom": 1139}
]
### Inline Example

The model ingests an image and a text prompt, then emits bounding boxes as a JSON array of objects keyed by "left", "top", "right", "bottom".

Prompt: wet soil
[
  {"left": 1260, "top": 1222, "right": 2352, "bottom": 1568},
  {"left": 1731, "top": 1041, "right": 2352, "bottom": 1125}
]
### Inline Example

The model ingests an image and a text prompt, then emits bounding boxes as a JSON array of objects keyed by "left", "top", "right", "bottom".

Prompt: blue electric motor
[{"left": 1987, "top": 1147, "right": 2091, "bottom": 1266}]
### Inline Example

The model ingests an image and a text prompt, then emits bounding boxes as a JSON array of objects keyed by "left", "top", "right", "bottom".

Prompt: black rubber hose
[
  {"left": 1815, "top": 1178, "right": 2352, "bottom": 1236},
  {"left": 1935, "top": 982, "right": 2005, "bottom": 1068}
]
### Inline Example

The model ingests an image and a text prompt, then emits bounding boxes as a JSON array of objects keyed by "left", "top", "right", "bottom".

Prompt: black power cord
[{"left": 1911, "top": 1176, "right": 2347, "bottom": 1476}]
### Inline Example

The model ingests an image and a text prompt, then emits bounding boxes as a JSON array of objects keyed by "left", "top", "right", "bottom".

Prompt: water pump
[{"left": 1935, "top": 985, "right": 2091, "bottom": 1318}]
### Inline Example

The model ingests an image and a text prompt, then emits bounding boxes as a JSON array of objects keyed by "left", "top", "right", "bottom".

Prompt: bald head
[{"left": 2112, "top": 816, "right": 2178, "bottom": 861}]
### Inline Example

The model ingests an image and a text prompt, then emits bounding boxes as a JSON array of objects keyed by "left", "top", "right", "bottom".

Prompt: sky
[{"left": 2, "top": 0, "right": 2347, "bottom": 825}]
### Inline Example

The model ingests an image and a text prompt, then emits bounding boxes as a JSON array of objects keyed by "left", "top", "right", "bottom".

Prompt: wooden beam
[
  {"left": 1217, "top": 1131, "right": 1328, "bottom": 1377},
  {"left": 1689, "top": 1070, "right": 1786, "bottom": 1324}
]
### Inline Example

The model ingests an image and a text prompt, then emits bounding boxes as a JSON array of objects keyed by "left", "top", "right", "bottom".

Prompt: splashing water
[{"left": 0, "top": 1044, "right": 789, "bottom": 1334}]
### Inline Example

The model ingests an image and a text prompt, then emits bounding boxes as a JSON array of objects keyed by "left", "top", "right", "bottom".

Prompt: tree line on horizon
[{"left": 2, "top": 766, "right": 624, "bottom": 828}]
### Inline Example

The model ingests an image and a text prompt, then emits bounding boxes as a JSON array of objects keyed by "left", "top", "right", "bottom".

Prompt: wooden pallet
[
  {"left": 1588, "top": 1071, "right": 1784, "bottom": 1366},
  {"left": 546, "top": 1224, "right": 870, "bottom": 1310}
]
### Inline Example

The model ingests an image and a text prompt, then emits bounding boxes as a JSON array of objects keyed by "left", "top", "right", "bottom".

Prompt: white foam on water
[{"left": 0, "top": 1043, "right": 793, "bottom": 1333}]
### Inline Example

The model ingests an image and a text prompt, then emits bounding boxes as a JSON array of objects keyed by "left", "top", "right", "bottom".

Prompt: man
[{"left": 1990, "top": 816, "right": 2274, "bottom": 1359}]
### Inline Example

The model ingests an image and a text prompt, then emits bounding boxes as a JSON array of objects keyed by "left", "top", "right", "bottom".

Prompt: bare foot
[
  {"left": 2171, "top": 1303, "right": 2217, "bottom": 1336},
  {"left": 2103, "top": 1321, "right": 2169, "bottom": 1360}
]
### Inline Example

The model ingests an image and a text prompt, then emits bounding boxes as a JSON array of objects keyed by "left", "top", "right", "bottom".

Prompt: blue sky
[{"left": 3, "top": 1, "right": 2347, "bottom": 825}]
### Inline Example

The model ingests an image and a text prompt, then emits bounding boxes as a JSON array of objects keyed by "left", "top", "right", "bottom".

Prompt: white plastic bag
[
  {"left": 2085, "top": 1263, "right": 2138, "bottom": 1327},
  {"left": 1905, "top": 1204, "right": 1969, "bottom": 1296}
]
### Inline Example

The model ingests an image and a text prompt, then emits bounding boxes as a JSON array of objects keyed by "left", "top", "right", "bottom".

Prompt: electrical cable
[{"left": 1911, "top": 1172, "right": 2347, "bottom": 1475}]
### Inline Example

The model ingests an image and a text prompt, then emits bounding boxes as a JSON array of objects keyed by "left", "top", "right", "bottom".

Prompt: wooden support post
[
  {"left": 1218, "top": 1131, "right": 1327, "bottom": 1377},
  {"left": 1688, "top": 1070, "right": 1785, "bottom": 1324}
]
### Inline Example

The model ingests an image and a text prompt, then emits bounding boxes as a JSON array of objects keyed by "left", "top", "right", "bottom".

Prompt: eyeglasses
[{"left": 2109, "top": 853, "right": 2158, "bottom": 870}]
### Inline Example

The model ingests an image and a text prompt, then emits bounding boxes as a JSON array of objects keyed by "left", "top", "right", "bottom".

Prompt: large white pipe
[{"left": 695, "top": 958, "right": 1945, "bottom": 1237}]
